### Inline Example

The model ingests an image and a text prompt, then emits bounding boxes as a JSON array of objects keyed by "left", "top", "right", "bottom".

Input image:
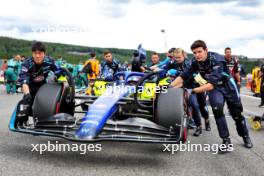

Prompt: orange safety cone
[
  {"left": 246, "top": 80, "right": 251, "bottom": 89},
  {"left": 246, "top": 74, "right": 252, "bottom": 90}
]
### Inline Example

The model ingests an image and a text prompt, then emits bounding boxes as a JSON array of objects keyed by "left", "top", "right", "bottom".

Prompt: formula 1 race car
[{"left": 9, "top": 70, "right": 189, "bottom": 143}]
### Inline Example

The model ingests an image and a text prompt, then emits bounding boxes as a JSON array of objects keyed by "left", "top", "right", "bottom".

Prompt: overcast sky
[{"left": 0, "top": 0, "right": 264, "bottom": 58}]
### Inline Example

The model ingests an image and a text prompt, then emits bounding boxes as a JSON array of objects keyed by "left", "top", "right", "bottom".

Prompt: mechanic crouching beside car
[
  {"left": 170, "top": 40, "right": 253, "bottom": 151},
  {"left": 16, "top": 42, "right": 65, "bottom": 126}
]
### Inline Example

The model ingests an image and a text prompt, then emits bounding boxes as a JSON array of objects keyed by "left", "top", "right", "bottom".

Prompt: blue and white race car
[{"left": 9, "top": 70, "right": 189, "bottom": 143}]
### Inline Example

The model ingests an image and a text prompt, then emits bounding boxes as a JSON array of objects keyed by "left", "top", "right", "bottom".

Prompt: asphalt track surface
[{"left": 0, "top": 87, "right": 264, "bottom": 176}]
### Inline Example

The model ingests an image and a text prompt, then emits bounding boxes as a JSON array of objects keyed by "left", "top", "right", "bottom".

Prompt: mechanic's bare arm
[
  {"left": 193, "top": 83, "right": 214, "bottom": 93},
  {"left": 22, "top": 84, "right": 30, "bottom": 95},
  {"left": 170, "top": 76, "right": 183, "bottom": 88}
]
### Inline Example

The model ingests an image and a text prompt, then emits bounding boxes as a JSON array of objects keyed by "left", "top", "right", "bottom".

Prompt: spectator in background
[
  {"left": 5, "top": 56, "right": 21, "bottom": 94},
  {"left": 82, "top": 51, "right": 100, "bottom": 81},
  {"left": 251, "top": 63, "right": 262, "bottom": 97},
  {"left": 75, "top": 61, "right": 88, "bottom": 88},
  {"left": 1, "top": 59, "right": 8, "bottom": 72},
  {"left": 82, "top": 51, "right": 100, "bottom": 95},
  {"left": 14, "top": 55, "right": 22, "bottom": 76},
  {"left": 259, "top": 63, "right": 264, "bottom": 107},
  {"left": 0, "top": 59, "right": 8, "bottom": 81},
  {"left": 224, "top": 47, "right": 241, "bottom": 92}
]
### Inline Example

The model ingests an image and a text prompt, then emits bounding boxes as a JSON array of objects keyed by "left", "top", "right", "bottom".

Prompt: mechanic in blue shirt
[
  {"left": 16, "top": 42, "right": 65, "bottom": 125},
  {"left": 100, "top": 50, "right": 122, "bottom": 81},
  {"left": 153, "top": 47, "right": 210, "bottom": 136},
  {"left": 150, "top": 48, "right": 185, "bottom": 79},
  {"left": 174, "top": 48, "right": 210, "bottom": 136},
  {"left": 170, "top": 40, "right": 253, "bottom": 150},
  {"left": 150, "top": 48, "right": 176, "bottom": 71},
  {"left": 147, "top": 52, "right": 160, "bottom": 67},
  {"left": 149, "top": 48, "right": 176, "bottom": 81}
]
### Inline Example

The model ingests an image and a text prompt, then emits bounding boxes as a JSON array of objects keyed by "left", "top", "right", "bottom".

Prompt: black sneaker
[
  {"left": 205, "top": 119, "right": 211, "bottom": 131},
  {"left": 15, "top": 114, "right": 28, "bottom": 127},
  {"left": 193, "top": 126, "right": 202, "bottom": 137},
  {"left": 243, "top": 136, "right": 253, "bottom": 148},
  {"left": 188, "top": 118, "right": 196, "bottom": 129},
  {"left": 219, "top": 137, "right": 232, "bottom": 153}
]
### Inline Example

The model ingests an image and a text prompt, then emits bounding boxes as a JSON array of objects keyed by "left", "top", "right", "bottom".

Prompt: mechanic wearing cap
[
  {"left": 100, "top": 50, "right": 122, "bottom": 81},
  {"left": 170, "top": 40, "right": 253, "bottom": 150},
  {"left": 16, "top": 42, "right": 65, "bottom": 125}
]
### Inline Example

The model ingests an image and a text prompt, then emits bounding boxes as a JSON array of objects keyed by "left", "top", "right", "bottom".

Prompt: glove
[
  {"left": 193, "top": 73, "right": 207, "bottom": 86},
  {"left": 57, "top": 75, "right": 68, "bottom": 82},
  {"left": 23, "top": 93, "right": 32, "bottom": 104},
  {"left": 167, "top": 69, "right": 178, "bottom": 77},
  {"left": 16, "top": 99, "right": 31, "bottom": 126}
]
